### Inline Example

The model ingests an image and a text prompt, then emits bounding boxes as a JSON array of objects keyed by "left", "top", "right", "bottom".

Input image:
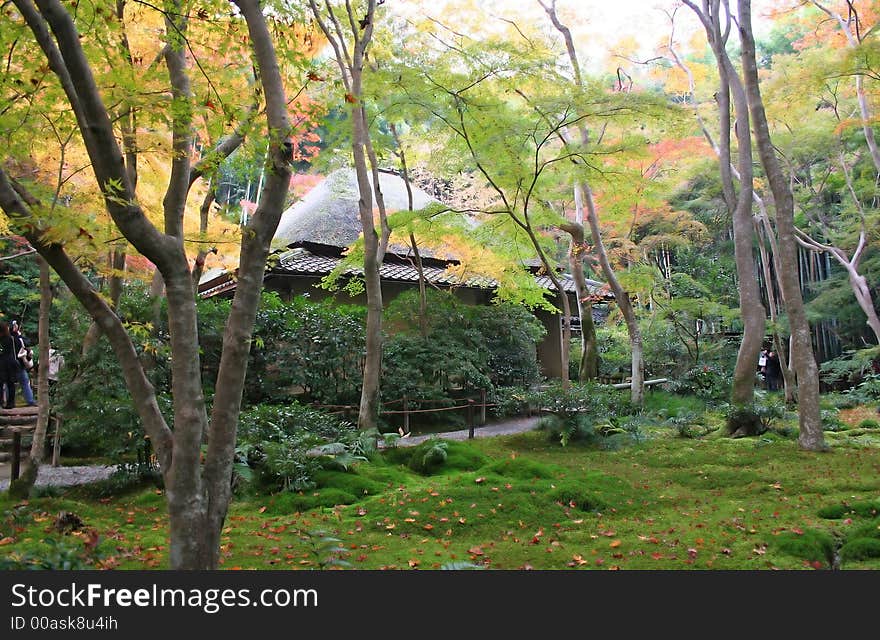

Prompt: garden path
[
  {"left": 397, "top": 415, "right": 542, "bottom": 447},
  {"left": 0, "top": 415, "right": 543, "bottom": 490}
]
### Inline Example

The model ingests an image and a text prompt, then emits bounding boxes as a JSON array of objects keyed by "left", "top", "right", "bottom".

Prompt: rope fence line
[{"left": 309, "top": 390, "right": 493, "bottom": 438}]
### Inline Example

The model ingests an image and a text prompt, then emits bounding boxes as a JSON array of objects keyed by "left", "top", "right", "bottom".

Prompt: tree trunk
[
  {"left": 539, "top": 0, "right": 642, "bottom": 401},
  {"left": 568, "top": 189, "right": 598, "bottom": 381},
  {"left": 4, "top": 0, "right": 294, "bottom": 569},
  {"left": 390, "top": 123, "right": 429, "bottom": 339},
  {"left": 579, "top": 181, "right": 643, "bottom": 403},
  {"left": 714, "top": 10, "right": 765, "bottom": 406},
  {"left": 27, "top": 257, "right": 52, "bottom": 471},
  {"left": 738, "top": 0, "right": 825, "bottom": 451}
]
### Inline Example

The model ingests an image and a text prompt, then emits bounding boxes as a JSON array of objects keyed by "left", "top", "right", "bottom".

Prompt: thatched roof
[{"left": 273, "top": 168, "right": 436, "bottom": 248}]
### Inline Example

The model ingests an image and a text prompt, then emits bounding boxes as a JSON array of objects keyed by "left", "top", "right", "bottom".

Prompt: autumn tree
[
  {"left": 0, "top": 0, "right": 305, "bottom": 567},
  {"left": 738, "top": 0, "right": 826, "bottom": 450},
  {"left": 682, "top": 0, "right": 766, "bottom": 418},
  {"left": 538, "top": 0, "right": 647, "bottom": 401},
  {"left": 306, "top": 0, "right": 388, "bottom": 430}
]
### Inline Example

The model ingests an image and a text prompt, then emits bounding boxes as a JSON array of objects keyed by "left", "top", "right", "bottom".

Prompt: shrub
[
  {"left": 52, "top": 286, "right": 172, "bottom": 458},
  {"left": 725, "top": 405, "right": 763, "bottom": 437},
  {"left": 489, "top": 386, "right": 533, "bottom": 419},
  {"left": 382, "top": 291, "right": 545, "bottom": 408},
  {"left": 248, "top": 294, "right": 366, "bottom": 405},
  {"left": 408, "top": 439, "right": 449, "bottom": 474},
  {"left": 858, "top": 419, "right": 880, "bottom": 430},
  {"left": 236, "top": 403, "right": 359, "bottom": 493},
  {"left": 821, "top": 408, "right": 848, "bottom": 432},
  {"left": 405, "top": 439, "right": 488, "bottom": 475},
  {"left": 669, "top": 364, "right": 729, "bottom": 400},
  {"left": 725, "top": 393, "right": 791, "bottom": 437},
  {"left": 537, "top": 413, "right": 598, "bottom": 447}
]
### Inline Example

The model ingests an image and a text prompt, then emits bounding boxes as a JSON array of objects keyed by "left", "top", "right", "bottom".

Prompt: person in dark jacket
[
  {"left": 765, "top": 351, "right": 782, "bottom": 392},
  {"left": 11, "top": 320, "right": 35, "bottom": 406},
  {"left": 0, "top": 322, "right": 19, "bottom": 408}
]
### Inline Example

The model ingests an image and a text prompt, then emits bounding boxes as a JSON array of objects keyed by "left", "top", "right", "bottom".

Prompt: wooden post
[
  {"left": 467, "top": 399, "right": 475, "bottom": 439},
  {"left": 479, "top": 389, "right": 487, "bottom": 425},
  {"left": 11, "top": 430, "right": 21, "bottom": 481},
  {"left": 402, "top": 395, "right": 410, "bottom": 434},
  {"left": 51, "top": 416, "right": 62, "bottom": 467}
]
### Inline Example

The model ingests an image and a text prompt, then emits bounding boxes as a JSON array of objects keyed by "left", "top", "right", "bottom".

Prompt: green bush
[
  {"left": 52, "top": 286, "right": 172, "bottom": 458},
  {"left": 383, "top": 290, "right": 545, "bottom": 407},
  {"left": 822, "top": 408, "right": 848, "bottom": 432},
  {"left": 858, "top": 418, "right": 880, "bottom": 430},
  {"left": 537, "top": 413, "right": 599, "bottom": 447},
  {"left": 669, "top": 364, "right": 730, "bottom": 400},
  {"left": 489, "top": 386, "right": 533, "bottom": 419},
  {"left": 236, "top": 402, "right": 359, "bottom": 493},
  {"left": 529, "top": 381, "right": 637, "bottom": 447}
]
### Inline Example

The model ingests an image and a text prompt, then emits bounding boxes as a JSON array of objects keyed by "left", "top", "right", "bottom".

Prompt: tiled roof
[
  {"left": 266, "top": 246, "right": 608, "bottom": 296},
  {"left": 200, "top": 244, "right": 612, "bottom": 300}
]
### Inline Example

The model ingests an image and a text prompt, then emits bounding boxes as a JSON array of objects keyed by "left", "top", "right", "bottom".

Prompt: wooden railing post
[
  {"left": 403, "top": 394, "right": 410, "bottom": 434},
  {"left": 479, "top": 389, "right": 487, "bottom": 425},
  {"left": 52, "top": 415, "right": 62, "bottom": 467},
  {"left": 467, "top": 399, "right": 475, "bottom": 439},
  {"left": 11, "top": 430, "right": 21, "bottom": 481}
]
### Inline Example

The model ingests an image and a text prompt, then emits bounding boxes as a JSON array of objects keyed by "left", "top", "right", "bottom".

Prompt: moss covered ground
[{"left": 2, "top": 407, "right": 880, "bottom": 570}]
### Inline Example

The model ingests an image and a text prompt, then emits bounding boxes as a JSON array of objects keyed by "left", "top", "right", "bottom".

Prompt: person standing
[
  {"left": 765, "top": 351, "right": 782, "bottom": 392},
  {"left": 11, "top": 320, "right": 35, "bottom": 406},
  {"left": 0, "top": 321, "right": 19, "bottom": 408},
  {"left": 757, "top": 348, "right": 769, "bottom": 389}
]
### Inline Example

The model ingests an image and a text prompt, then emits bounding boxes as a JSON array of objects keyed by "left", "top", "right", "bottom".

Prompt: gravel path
[
  {"left": 0, "top": 464, "right": 115, "bottom": 492},
  {"left": 398, "top": 415, "right": 542, "bottom": 447},
  {"left": 0, "top": 417, "right": 543, "bottom": 490}
]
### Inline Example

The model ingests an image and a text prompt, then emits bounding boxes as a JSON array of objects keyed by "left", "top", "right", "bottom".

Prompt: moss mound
[
  {"left": 313, "top": 469, "right": 384, "bottom": 497},
  {"left": 265, "top": 488, "right": 358, "bottom": 513},
  {"left": 841, "top": 538, "right": 880, "bottom": 562},
  {"left": 818, "top": 501, "right": 880, "bottom": 520},
  {"left": 774, "top": 529, "right": 835, "bottom": 564},
  {"left": 383, "top": 439, "right": 489, "bottom": 476},
  {"left": 485, "top": 458, "right": 559, "bottom": 480},
  {"left": 548, "top": 482, "right": 608, "bottom": 512}
]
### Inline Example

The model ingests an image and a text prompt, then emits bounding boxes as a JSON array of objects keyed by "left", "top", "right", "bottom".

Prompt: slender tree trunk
[
  {"left": 539, "top": 0, "right": 642, "bottom": 401},
  {"left": 579, "top": 182, "right": 643, "bottom": 402},
  {"left": 713, "top": 11, "right": 765, "bottom": 406},
  {"left": 352, "top": 103, "right": 382, "bottom": 431},
  {"left": 569, "top": 189, "right": 598, "bottom": 381},
  {"left": 739, "top": 0, "right": 825, "bottom": 451},
  {"left": 28, "top": 257, "right": 51, "bottom": 470},
  {"left": 562, "top": 234, "right": 598, "bottom": 381},
  {"left": 191, "top": 187, "right": 215, "bottom": 289},
  {"left": 307, "top": 0, "right": 382, "bottom": 430}
]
